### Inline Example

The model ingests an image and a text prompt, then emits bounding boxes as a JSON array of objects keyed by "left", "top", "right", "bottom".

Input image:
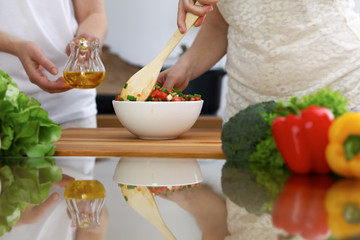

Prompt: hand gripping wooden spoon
[
  {"left": 121, "top": 185, "right": 176, "bottom": 240},
  {"left": 119, "top": 3, "right": 201, "bottom": 101}
]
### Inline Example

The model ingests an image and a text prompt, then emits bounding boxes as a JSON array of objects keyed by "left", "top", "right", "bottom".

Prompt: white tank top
[
  {"left": 0, "top": 0, "right": 97, "bottom": 124},
  {"left": 217, "top": 0, "right": 360, "bottom": 118}
]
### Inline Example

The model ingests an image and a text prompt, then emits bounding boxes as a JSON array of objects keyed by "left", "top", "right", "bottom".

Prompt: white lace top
[{"left": 217, "top": 0, "right": 360, "bottom": 118}]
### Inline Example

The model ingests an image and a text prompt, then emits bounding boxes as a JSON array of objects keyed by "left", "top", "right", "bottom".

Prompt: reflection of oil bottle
[
  {"left": 64, "top": 180, "right": 106, "bottom": 228},
  {"left": 63, "top": 38, "right": 106, "bottom": 89}
]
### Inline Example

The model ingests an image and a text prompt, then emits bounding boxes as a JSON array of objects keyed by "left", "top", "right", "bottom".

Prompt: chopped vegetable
[
  {"left": 126, "top": 95, "right": 137, "bottom": 101},
  {"left": 113, "top": 84, "right": 202, "bottom": 102},
  {"left": 123, "top": 83, "right": 128, "bottom": 89},
  {"left": 148, "top": 183, "right": 201, "bottom": 195},
  {"left": 118, "top": 183, "right": 201, "bottom": 195}
]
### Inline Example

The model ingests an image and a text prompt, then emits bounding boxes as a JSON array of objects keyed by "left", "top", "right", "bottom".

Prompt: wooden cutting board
[{"left": 54, "top": 128, "right": 226, "bottom": 159}]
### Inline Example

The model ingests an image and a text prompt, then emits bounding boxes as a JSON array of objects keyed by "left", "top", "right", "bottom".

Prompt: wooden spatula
[
  {"left": 119, "top": 3, "right": 201, "bottom": 101},
  {"left": 121, "top": 185, "right": 176, "bottom": 240}
]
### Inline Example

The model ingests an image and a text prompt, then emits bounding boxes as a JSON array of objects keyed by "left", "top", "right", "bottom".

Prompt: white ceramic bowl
[
  {"left": 112, "top": 100, "right": 203, "bottom": 139},
  {"left": 112, "top": 157, "right": 203, "bottom": 187}
]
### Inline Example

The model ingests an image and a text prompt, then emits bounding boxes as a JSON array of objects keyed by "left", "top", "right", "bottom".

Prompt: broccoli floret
[{"left": 221, "top": 101, "right": 276, "bottom": 167}]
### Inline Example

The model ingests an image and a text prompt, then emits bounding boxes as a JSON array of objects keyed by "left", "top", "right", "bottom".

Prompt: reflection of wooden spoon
[
  {"left": 121, "top": 185, "right": 176, "bottom": 240},
  {"left": 119, "top": 3, "right": 201, "bottom": 101}
]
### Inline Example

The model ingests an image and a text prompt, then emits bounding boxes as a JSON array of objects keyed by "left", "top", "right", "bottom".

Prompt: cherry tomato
[{"left": 172, "top": 96, "right": 185, "bottom": 101}]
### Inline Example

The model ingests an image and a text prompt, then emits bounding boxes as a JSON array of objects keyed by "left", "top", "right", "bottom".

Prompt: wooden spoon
[
  {"left": 121, "top": 185, "right": 176, "bottom": 240},
  {"left": 119, "top": 3, "right": 201, "bottom": 101}
]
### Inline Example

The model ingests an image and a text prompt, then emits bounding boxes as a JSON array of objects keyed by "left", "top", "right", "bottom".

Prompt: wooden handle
[
  {"left": 154, "top": 2, "right": 201, "bottom": 64},
  {"left": 121, "top": 186, "right": 176, "bottom": 240}
]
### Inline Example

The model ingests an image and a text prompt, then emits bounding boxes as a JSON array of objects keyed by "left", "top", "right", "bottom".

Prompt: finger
[
  {"left": 184, "top": 4, "right": 213, "bottom": 17},
  {"left": 177, "top": 2, "right": 187, "bottom": 33},
  {"left": 54, "top": 174, "right": 75, "bottom": 188},
  {"left": 75, "top": 33, "right": 99, "bottom": 43},
  {"left": 66, "top": 44, "right": 71, "bottom": 56},
  {"left": 66, "top": 208, "right": 72, "bottom": 219},
  {"left": 32, "top": 193, "right": 60, "bottom": 220},
  {"left": 31, "top": 75, "right": 72, "bottom": 93},
  {"left": 157, "top": 70, "right": 172, "bottom": 87},
  {"left": 162, "top": 77, "right": 178, "bottom": 91},
  {"left": 33, "top": 54, "right": 58, "bottom": 76},
  {"left": 49, "top": 77, "right": 72, "bottom": 93},
  {"left": 194, "top": 16, "right": 205, "bottom": 27},
  {"left": 198, "top": 0, "right": 219, "bottom": 5},
  {"left": 179, "top": 2, "right": 213, "bottom": 31}
]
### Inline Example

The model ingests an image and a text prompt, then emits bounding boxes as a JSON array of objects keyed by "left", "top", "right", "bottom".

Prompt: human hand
[
  {"left": 159, "top": 185, "right": 219, "bottom": 214},
  {"left": 178, "top": 0, "right": 218, "bottom": 33},
  {"left": 157, "top": 62, "right": 192, "bottom": 91},
  {"left": 159, "top": 185, "right": 229, "bottom": 240},
  {"left": 16, "top": 40, "right": 71, "bottom": 93},
  {"left": 74, "top": 206, "right": 109, "bottom": 240},
  {"left": 66, "top": 33, "right": 102, "bottom": 56},
  {"left": 14, "top": 174, "right": 74, "bottom": 227}
]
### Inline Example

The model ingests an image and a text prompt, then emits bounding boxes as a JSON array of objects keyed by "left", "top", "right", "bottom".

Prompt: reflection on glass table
[
  {"left": 113, "top": 157, "right": 204, "bottom": 240},
  {"left": 0, "top": 157, "right": 109, "bottom": 240},
  {"left": 64, "top": 180, "right": 106, "bottom": 228},
  {"left": 0, "top": 157, "right": 62, "bottom": 236},
  {"left": 1, "top": 156, "right": 360, "bottom": 240},
  {"left": 222, "top": 160, "right": 360, "bottom": 240}
]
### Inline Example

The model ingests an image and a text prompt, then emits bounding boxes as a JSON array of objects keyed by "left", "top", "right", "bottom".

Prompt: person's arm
[
  {"left": 160, "top": 186, "right": 229, "bottom": 240},
  {"left": 0, "top": 31, "right": 71, "bottom": 93},
  {"left": 177, "top": 0, "right": 219, "bottom": 33},
  {"left": 158, "top": 5, "right": 228, "bottom": 91},
  {"left": 72, "top": 0, "right": 108, "bottom": 48}
]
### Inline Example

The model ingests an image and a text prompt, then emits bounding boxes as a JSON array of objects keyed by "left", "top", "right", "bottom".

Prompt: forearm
[
  {"left": 76, "top": 13, "right": 108, "bottom": 45},
  {"left": 0, "top": 31, "right": 23, "bottom": 56},
  {"left": 174, "top": 186, "right": 229, "bottom": 240},
  {"left": 179, "top": 5, "right": 228, "bottom": 80},
  {"left": 72, "top": 0, "right": 108, "bottom": 46}
]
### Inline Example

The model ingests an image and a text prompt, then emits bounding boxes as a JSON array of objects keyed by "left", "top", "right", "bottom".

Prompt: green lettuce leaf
[
  {"left": 0, "top": 157, "right": 62, "bottom": 236},
  {"left": 0, "top": 70, "right": 62, "bottom": 157}
]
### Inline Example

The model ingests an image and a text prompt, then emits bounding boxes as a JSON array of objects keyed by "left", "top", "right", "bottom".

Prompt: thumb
[{"left": 32, "top": 192, "right": 60, "bottom": 218}]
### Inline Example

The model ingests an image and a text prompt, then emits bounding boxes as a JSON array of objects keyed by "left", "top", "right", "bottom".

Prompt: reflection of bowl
[
  {"left": 112, "top": 100, "right": 203, "bottom": 139},
  {"left": 113, "top": 157, "right": 203, "bottom": 186}
]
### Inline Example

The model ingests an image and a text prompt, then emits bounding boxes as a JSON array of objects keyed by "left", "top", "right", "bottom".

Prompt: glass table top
[{"left": 0, "top": 156, "right": 358, "bottom": 240}]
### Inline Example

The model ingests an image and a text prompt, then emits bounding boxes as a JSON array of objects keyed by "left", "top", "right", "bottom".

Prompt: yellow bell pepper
[
  {"left": 326, "top": 112, "right": 360, "bottom": 178},
  {"left": 325, "top": 179, "right": 360, "bottom": 239}
]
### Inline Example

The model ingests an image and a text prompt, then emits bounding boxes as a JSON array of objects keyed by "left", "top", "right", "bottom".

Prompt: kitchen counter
[{"left": 1, "top": 124, "right": 358, "bottom": 239}]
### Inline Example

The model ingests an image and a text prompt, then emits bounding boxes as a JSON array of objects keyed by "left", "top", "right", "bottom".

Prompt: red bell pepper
[
  {"left": 272, "top": 105, "right": 334, "bottom": 174},
  {"left": 272, "top": 175, "right": 334, "bottom": 240}
]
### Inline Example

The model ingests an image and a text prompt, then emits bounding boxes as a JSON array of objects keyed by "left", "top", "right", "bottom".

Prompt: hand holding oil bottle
[{"left": 63, "top": 34, "right": 106, "bottom": 89}]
